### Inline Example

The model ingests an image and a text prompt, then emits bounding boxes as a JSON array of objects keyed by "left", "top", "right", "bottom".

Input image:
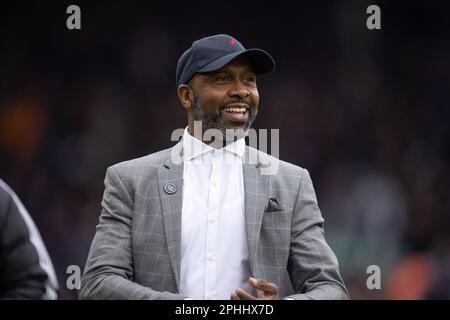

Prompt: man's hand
[{"left": 231, "top": 277, "right": 279, "bottom": 300}]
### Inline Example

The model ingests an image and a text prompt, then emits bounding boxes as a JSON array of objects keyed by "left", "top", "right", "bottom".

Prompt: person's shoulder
[
  {"left": 0, "top": 178, "right": 10, "bottom": 199},
  {"left": 0, "top": 179, "right": 14, "bottom": 220}
]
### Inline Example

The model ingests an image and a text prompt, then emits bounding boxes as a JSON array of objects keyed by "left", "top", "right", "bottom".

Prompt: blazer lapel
[
  {"left": 157, "top": 141, "right": 184, "bottom": 291},
  {"left": 243, "top": 147, "right": 268, "bottom": 276}
]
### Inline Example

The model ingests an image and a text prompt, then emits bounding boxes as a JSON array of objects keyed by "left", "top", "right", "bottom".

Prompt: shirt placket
[{"left": 204, "top": 149, "right": 221, "bottom": 300}]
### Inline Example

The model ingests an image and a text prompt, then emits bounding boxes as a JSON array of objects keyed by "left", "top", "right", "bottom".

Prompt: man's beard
[{"left": 191, "top": 95, "right": 257, "bottom": 144}]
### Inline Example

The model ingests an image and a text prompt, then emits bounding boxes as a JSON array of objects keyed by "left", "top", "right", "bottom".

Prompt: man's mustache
[{"left": 219, "top": 99, "right": 253, "bottom": 111}]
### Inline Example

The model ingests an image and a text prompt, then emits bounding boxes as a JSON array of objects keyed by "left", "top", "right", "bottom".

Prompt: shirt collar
[{"left": 182, "top": 127, "right": 245, "bottom": 161}]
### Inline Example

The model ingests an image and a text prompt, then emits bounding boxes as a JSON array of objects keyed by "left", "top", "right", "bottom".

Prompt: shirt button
[
  {"left": 206, "top": 295, "right": 212, "bottom": 300},
  {"left": 208, "top": 256, "right": 214, "bottom": 261}
]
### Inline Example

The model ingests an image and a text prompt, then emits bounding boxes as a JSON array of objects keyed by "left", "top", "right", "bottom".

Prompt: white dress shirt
[{"left": 179, "top": 128, "right": 254, "bottom": 300}]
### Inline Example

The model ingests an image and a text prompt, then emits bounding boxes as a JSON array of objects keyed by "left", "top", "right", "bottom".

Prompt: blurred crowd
[{"left": 1, "top": 1, "right": 449, "bottom": 299}]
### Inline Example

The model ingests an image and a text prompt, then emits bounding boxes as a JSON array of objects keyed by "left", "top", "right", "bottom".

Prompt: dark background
[{"left": 1, "top": 0, "right": 449, "bottom": 299}]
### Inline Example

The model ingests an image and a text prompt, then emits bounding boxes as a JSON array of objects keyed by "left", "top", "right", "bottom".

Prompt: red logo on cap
[{"left": 230, "top": 39, "right": 236, "bottom": 46}]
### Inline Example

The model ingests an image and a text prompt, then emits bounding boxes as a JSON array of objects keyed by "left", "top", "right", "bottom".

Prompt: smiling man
[
  {"left": 80, "top": 34, "right": 348, "bottom": 300},
  {"left": 179, "top": 55, "right": 260, "bottom": 142}
]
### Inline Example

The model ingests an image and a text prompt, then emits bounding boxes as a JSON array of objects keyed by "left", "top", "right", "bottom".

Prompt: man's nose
[{"left": 228, "top": 81, "right": 250, "bottom": 98}]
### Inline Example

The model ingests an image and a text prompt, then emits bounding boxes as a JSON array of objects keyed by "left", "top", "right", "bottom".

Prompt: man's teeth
[{"left": 224, "top": 107, "right": 247, "bottom": 113}]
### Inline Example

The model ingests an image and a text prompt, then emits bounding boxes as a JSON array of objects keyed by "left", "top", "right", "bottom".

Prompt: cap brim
[{"left": 198, "top": 49, "right": 275, "bottom": 75}]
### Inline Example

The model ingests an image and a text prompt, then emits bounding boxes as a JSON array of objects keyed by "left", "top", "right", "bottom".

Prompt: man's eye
[
  {"left": 216, "top": 75, "right": 231, "bottom": 81},
  {"left": 246, "top": 77, "right": 256, "bottom": 84}
]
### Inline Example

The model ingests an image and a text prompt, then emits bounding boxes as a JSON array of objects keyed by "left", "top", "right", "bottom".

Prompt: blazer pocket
[
  {"left": 266, "top": 197, "right": 283, "bottom": 212},
  {"left": 263, "top": 210, "right": 290, "bottom": 227}
]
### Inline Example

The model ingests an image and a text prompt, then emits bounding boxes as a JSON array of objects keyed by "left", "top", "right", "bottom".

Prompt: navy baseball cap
[{"left": 176, "top": 34, "right": 276, "bottom": 86}]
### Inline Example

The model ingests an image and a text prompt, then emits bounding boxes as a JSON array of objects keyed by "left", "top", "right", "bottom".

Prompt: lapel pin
[{"left": 164, "top": 183, "right": 177, "bottom": 195}]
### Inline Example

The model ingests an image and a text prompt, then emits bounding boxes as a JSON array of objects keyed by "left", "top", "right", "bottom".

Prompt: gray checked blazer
[{"left": 79, "top": 141, "right": 349, "bottom": 300}]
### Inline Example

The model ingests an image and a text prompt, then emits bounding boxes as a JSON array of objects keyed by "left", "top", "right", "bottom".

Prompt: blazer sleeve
[
  {"left": 79, "top": 166, "right": 185, "bottom": 300},
  {"left": 286, "top": 168, "right": 349, "bottom": 300}
]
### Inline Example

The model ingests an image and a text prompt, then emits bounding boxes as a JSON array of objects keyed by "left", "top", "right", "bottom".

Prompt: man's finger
[
  {"left": 249, "top": 277, "right": 277, "bottom": 294},
  {"left": 235, "top": 288, "right": 257, "bottom": 300}
]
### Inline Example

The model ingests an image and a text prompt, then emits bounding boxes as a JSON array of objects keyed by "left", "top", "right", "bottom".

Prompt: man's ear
[{"left": 177, "top": 84, "right": 193, "bottom": 110}]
